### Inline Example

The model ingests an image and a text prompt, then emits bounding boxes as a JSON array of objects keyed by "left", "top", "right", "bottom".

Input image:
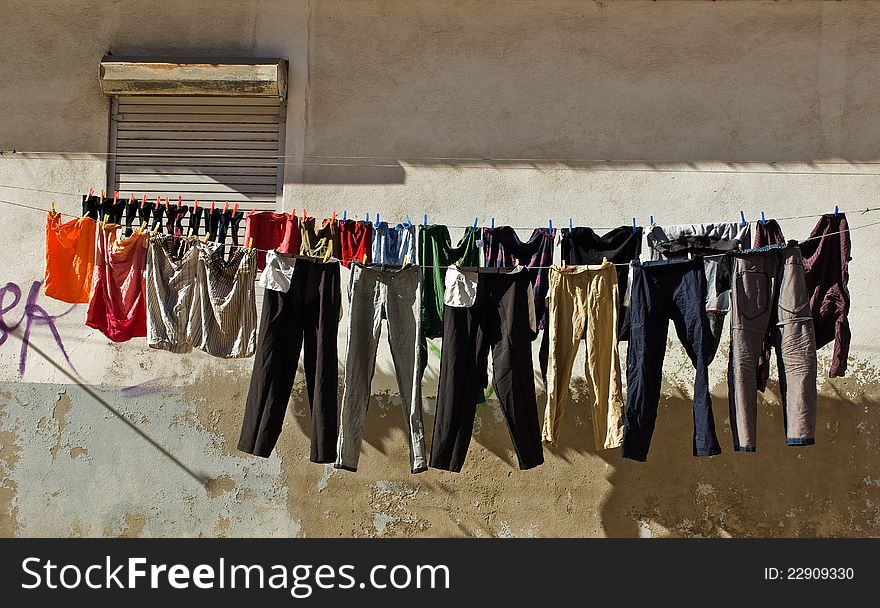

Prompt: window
[{"left": 109, "top": 95, "right": 285, "bottom": 226}]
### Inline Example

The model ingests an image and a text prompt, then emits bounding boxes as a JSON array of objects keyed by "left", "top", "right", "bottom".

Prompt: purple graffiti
[{"left": 0, "top": 280, "right": 78, "bottom": 376}]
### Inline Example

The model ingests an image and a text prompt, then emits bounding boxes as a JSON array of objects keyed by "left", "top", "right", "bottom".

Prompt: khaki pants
[{"left": 543, "top": 260, "right": 624, "bottom": 449}]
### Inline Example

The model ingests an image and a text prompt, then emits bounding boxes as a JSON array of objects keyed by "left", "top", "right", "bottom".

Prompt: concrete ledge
[{"left": 99, "top": 57, "right": 288, "bottom": 98}]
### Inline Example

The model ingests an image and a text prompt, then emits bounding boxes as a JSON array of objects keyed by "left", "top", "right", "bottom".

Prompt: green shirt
[{"left": 419, "top": 224, "right": 480, "bottom": 338}]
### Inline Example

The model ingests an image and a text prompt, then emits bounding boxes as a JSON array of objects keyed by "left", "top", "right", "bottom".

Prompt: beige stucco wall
[{"left": 1, "top": 0, "right": 879, "bottom": 537}]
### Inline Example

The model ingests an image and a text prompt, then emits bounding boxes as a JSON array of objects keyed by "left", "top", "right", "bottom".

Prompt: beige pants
[{"left": 543, "top": 260, "right": 624, "bottom": 449}]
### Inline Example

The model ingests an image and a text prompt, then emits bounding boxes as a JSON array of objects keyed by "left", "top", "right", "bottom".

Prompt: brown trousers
[
  {"left": 543, "top": 260, "right": 624, "bottom": 449},
  {"left": 728, "top": 245, "right": 817, "bottom": 451}
]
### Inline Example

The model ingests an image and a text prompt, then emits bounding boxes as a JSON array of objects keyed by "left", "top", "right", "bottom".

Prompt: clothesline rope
[{"left": 7, "top": 193, "right": 872, "bottom": 268}]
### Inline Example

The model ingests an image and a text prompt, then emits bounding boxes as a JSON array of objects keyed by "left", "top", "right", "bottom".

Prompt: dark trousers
[
  {"left": 430, "top": 269, "right": 544, "bottom": 472},
  {"left": 623, "top": 258, "right": 721, "bottom": 461},
  {"left": 238, "top": 257, "right": 342, "bottom": 462}
]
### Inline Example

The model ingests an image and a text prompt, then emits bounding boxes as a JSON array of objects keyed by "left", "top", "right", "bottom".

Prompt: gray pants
[
  {"left": 728, "top": 245, "right": 817, "bottom": 451},
  {"left": 335, "top": 264, "right": 427, "bottom": 473}
]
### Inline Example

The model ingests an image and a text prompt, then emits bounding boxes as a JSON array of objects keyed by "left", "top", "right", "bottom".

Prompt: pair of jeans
[
  {"left": 623, "top": 258, "right": 721, "bottom": 461},
  {"left": 561, "top": 226, "right": 643, "bottom": 341},
  {"left": 482, "top": 226, "right": 555, "bottom": 330},
  {"left": 419, "top": 224, "right": 480, "bottom": 339},
  {"left": 430, "top": 268, "right": 543, "bottom": 472},
  {"left": 727, "top": 244, "right": 817, "bottom": 451},
  {"left": 543, "top": 260, "right": 624, "bottom": 449},
  {"left": 335, "top": 264, "right": 427, "bottom": 473},
  {"left": 239, "top": 257, "right": 342, "bottom": 462}
]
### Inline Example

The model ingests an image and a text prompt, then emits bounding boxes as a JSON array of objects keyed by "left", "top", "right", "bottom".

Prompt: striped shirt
[{"left": 146, "top": 235, "right": 257, "bottom": 358}]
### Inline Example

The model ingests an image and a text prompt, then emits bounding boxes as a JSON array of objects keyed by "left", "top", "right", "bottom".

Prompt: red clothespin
[
  {"left": 87, "top": 187, "right": 94, "bottom": 199},
  {"left": 113, "top": 191, "right": 118, "bottom": 204},
  {"left": 100, "top": 190, "right": 105, "bottom": 200},
  {"left": 178, "top": 195, "right": 183, "bottom": 208},
  {"left": 302, "top": 208, "right": 307, "bottom": 220},
  {"left": 331, "top": 211, "right": 337, "bottom": 223},
  {"left": 164, "top": 196, "right": 170, "bottom": 210},
  {"left": 232, "top": 203, "right": 239, "bottom": 214},
  {"left": 156, "top": 195, "right": 162, "bottom": 209},
  {"left": 223, "top": 201, "right": 229, "bottom": 213},
  {"left": 128, "top": 193, "right": 135, "bottom": 204},
  {"left": 250, "top": 207, "right": 256, "bottom": 214},
  {"left": 194, "top": 199, "right": 200, "bottom": 209},
  {"left": 210, "top": 200, "right": 216, "bottom": 212},
  {"left": 141, "top": 194, "right": 147, "bottom": 208}
]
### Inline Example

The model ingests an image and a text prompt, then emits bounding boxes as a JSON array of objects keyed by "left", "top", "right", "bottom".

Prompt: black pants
[
  {"left": 430, "top": 269, "right": 544, "bottom": 472},
  {"left": 239, "top": 257, "right": 342, "bottom": 462},
  {"left": 623, "top": 258, "right": 721, "bottom": 462}
]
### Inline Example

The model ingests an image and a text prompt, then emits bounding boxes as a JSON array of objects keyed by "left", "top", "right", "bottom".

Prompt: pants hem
[
  {"left": 238, "top": 443, "right": 272, "bottom": 458},
  {"left": 734, "top": 445, "right": 756, "bottom": 452},
  {"left": 411, "top": 465, "right": 429, "bottom": 474},
  {"left": 786, "top": 438, "right": 815, "bottom": 446},
  {"left": 333, "top": 463, "right": 357, "bottom": 472}
]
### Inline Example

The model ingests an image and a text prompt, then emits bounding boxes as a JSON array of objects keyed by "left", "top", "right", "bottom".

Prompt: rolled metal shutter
[{"left": 109, "top": 95, "right": 284, "bottom": 220}]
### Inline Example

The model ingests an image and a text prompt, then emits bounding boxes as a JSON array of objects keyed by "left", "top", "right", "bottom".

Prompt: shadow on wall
[{"left": 286, "top": 362, "right": 880, "bottom": 537}]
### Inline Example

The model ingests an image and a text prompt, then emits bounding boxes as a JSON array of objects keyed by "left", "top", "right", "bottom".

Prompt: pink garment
[{"left": 85, "top": 223, "right": 148, "bottom": 342}]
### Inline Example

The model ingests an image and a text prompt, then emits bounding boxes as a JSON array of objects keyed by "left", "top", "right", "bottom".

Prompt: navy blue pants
[{"left": 623, "top": 258, "right": 721, "bottom": 461}]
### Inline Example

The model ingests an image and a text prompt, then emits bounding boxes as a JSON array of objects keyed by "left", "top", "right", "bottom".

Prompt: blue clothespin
[
  {"left": 548, "top": 219, "right": 553, "bottom": 232},
  {"left": 365, "top": 213, "right": 369, "bottom": 223},
  {"left": 424, "top": 214, "right": 428, "bottom": 227},
  {"left": 632, "top": 218, "right": 637, "bottom": 233},
  {"left": 375, "top": 212, "right": 380, "bottom": 226},
  {"left": 650, "top": 215, "right": 654, "bottom": 226},
  {"left": 343, "top": 210, "right": 347, "bottom": 222},
  {"left": 491, "top": 217, "right": 495, "bottom": 229},
  {"left": 834, "top": 205, "right": 839, "bottom": 218},
  {"left": 569, "top": 218, "right": 573, "bottom": 231},
  {"left": 740, "top": 211, "right": 746, "bottom": 226},
  {"left": 405, "top": 214, "right": 411, "bottom": 225},
  {"left": 473, "top": 217, "right": 478, "bottom": 230},
  {"left": 761, "top": 211, "right": 766, "bottom": 225}
]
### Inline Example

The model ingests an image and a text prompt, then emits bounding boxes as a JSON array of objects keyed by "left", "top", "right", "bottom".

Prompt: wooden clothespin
[
  {"left": 50, "top": 201, "right": 56, "bottom": 213},
  {"left": 402, "top": 253, "right": 409, "bottom": 267},
  {"left": 247, "top": 237, "right": 254, "bottom": 250},
  {"left": 363, "top": 252, "right": 368, "bottom": 264},
  {"left": 514, "top": 257, "right": 520, "bottom": 268},
  {"left": 203, "top": 231, "right": 211, "bottom": 243}
]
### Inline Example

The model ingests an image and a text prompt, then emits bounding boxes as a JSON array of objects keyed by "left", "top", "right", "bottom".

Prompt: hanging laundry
[
  {"left": 419, "top": 224, "right": 480, "bottom": 339},
  {"left": 189, "top": 241, "right": 257, "bottom": 357},
  {"left": 81, "top": 194, "right": 101, "bottom": 220},
  {"left": 165, "top": 203, "right": 189, "bottom": 240},
  {"left": 644, "top": 222, "right": 752, "bottom": 362},
  {"left": 338, "top": 219, "right": 373, "bottom": 267},
  {"left": 623, "top": 258, "right": 721, "bottom": 462},
  {"left": 543, "top": 260, "right": 624, "bottom": 449},
  {"left": 372, "top": 221, "right": 417, "bottom": 266},
  {"left": 753, "top": 218, "right": 784, "bottom": 248},
  {"left": 146, "top": 236, "right": 257, "bottom": 357},
  {"left": 43, "top": 210, "right": 97, "bottom": 304},
  {"left": 244, "top": 211, "right": 293, "bottom": 270},
  {"left": 300, "top": 217, "right": 342, "bottom": 259},
  {"left": 336, "top": 264, "right": 426, "bottom": 473},
  {"left": 150, "top": 203, "right": 166, "bottom": 233},
  {"left": 722, "top": 244, "right": 817, "bottom": 451},
  {"left": 561, "top": 226, "right": 643, "bottom": 340},
  {"left": 802, "top": 213, "right": 851, "bottom": 377},
  {"left": 138, "top": 200, "right": 155, "bottom": 231},
  {"left": 207, "top": 207, "right": 223, "bottom": 241},
  {"left": 482, "top": 226, "right": 555, "bottom": 329},
  {"left": 188, "top": 205, "right": 205, "bottom": 238},
  {"left": 239, "top": 257, "right": 342, "bottom": 463},
  {"left": 123, "top": 199, "right": 140, "bottom": 237},
  {"left": 258, "top": 250, "right": 296, "bottom": 292},
  {"left": 430, "top": 267, "right": 543, "bottom": 472},
  {"left": 85, "top": 223, "right": 148, "bottom": 342}
]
